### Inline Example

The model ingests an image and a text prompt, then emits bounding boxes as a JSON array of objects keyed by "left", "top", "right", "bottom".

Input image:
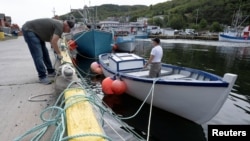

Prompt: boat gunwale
[
  {"left": 99, "top": 53, "right": 230, "bottom": 87},
  {"left": 219, "top": 34, "right": 250, "bottom": 40}
]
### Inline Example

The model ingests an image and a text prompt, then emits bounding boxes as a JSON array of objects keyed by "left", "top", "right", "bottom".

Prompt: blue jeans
[{"left": 22, "top": 29, "right": 54, "bottom": 79}]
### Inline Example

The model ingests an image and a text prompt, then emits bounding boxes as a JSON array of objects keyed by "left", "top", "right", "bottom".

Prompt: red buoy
[
  {"left": 68, "top": 39, "right": 77, "bottom": 46},
  {"left": 101, "top": 77, "right": 114, "bottom": 95},
  {"left": 68, "top": 40, "right": 77, "bottom": 51},
  {"left": 111, "top": 79, "right": 127, "bottom": 95}
]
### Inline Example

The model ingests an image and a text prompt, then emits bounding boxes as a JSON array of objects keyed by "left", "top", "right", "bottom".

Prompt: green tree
[
  {"left": 189, "top": 23, "right": 199, "bottom": 30},
  {"left": 210, "top": 22, "right": 223, "bottom": 32},
  {"left": 150, "top": 5, "right": 153, "bottom": 10},
  {"left": 129, "top": 16, "right": 138, "bottom": 22},
  {"left": 169, "top": 14, "right": 185, "bottom": 29},
  {"left": 154, "top": 18, "right": 164, "bottom": 27},
  {"left": 199, "top": 18, "right": 207, "bottom": 29},
  {"left": 163, "top": 15, "right": 169, "bottom": 27}
]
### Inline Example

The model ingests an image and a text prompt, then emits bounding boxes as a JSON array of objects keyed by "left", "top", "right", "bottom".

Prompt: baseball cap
[
  {"left": 152, "top": 38, "right": 160, "bottom": 44},
  {"left": 66, "top": 20, "right": 75, "bottom": 29}
]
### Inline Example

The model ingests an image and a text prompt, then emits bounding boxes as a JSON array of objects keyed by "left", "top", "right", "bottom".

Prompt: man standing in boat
[
  {"left": 144, "top": 38, "right": 163, "bottom": 78},
  {"left": 22, "top": 18, "right": 75, "bottom": 84}
]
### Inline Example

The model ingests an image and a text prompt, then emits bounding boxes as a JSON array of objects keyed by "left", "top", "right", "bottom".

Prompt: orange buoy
[
  {"left": 111, "top": 79, "right": 127, "bottom": 95},
  {"left": 94, "top": 67, "right": 103, "bottom": 75},
  {"left": 101, "top": 77, "right": 114, "bottom": 95},
  {"left": 69, "top": 44, "right": 77, "bottom": 51},
  {"left": 90, "top": 62, "right": 99, "bottom": 72},
  {"left": 90, "top": 62, "right": 103, "bottom": 74},
  {"left": 68, "top": 40, "right": 77, "bottom": 51},
  {"left": 67, "top": 39, "right": 77, "bottom": 46}
]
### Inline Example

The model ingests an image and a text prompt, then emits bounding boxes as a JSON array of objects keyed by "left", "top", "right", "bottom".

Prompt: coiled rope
[{"left": 14, "top": 81, "right": 112, "bottom": 141}]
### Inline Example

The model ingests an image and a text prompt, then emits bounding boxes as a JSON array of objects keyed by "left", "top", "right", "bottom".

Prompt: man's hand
[{"left": 57, "top": 54, "right": 63, "bottom": 60}]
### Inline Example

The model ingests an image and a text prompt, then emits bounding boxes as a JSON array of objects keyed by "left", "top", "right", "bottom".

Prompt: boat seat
[
  {"left": 161, "top": 74, "right": 188, "bottom": 80},
  {"left": 161, "top": 70, "right": 191, "bottom": 80},
  {"left": 126, "top": 69, "right": 172, "bottom": 77},
  {"left": 126, "top": 70, "right": 149, "bottom": 77}
]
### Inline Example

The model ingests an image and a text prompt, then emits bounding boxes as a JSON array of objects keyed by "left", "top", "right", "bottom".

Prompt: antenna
[{"left": 52, "top": 7, "right": 56, "bottom": 17}]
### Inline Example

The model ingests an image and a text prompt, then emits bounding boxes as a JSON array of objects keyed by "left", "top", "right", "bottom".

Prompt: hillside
[
  {"left": 61, "top": 0, "right": 250, "bottom": 31},
  {"left": 60, "top": 4, "right": 147, "bottom": 22}
]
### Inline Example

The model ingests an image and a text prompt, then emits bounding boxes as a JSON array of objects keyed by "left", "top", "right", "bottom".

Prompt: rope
[
  {"left": 15, "top": 39, "right": 152, "bottom": 141},
  {"left": 64, "top": 36, "right": 148, "bottom": 140},
  {"left": 14, "top": 81, "right": 111, "bottom": 141},
  {"left": 146, "top": 78, "right": 159, "bottom": 141},
  {"left": 28, "top": 93, "right": 54, "bottom": 102},
  {"left": 77, "top": 51, "right": 99, "bottom": 60},
  {"left": 75, "top": 69, "right": 146, "bottom": 141}
]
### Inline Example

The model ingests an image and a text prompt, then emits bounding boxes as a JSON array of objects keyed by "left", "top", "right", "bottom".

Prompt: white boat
[
  {"left": 115, "top": 35, "right": 136, "bottom": 52},
  {"left": 218, "top": 8, "right": 250, "bottom": 43},
  {"left": 219, "top": 25, "right": 250, "bottom": 43},
  {"left": 98, "top": 53, "right": 238, "bottom": 124}
]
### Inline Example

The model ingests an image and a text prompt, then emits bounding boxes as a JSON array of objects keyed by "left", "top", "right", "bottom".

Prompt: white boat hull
[
  {"left": 219, "top": 33, "right": 250, "bottom": 43},
  {"left": 99, "top": 53, "right": 238, "bottom": 124},
  {"left": 102, "top": 69, "right": 235, "bottom": 124}
]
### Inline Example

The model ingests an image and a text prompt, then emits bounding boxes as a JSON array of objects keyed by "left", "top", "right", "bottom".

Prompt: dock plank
[
  {"left": 61, "top": 39, "right": 106, "bottom": 141},
  {"left": 64, "top": 88, "right": 105, "bottom": 141}
]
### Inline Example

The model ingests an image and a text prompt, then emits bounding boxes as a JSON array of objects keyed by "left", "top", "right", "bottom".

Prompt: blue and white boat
[
  {"left": 218, "top": 8, "right": 250, "bottom": 43},
  {"left": 73, "top": 29, "right": 113, "bottom": 58},
  {"left": 115, "top": 35, "right": 136, "bottom": 52},
  {"left": 219, "top": 25, "right": 250, "bottom": 43},
  {"left": 99, "top": 53, "right": 238, "bottom": 124}
]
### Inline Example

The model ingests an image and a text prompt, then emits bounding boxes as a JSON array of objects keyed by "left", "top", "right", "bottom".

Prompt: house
[
  {"left": 5, "top": 16, "right": 11, "bottom": 27},
  {"left": 0, "top": 13, "right": 13, "bottom": 35},
  {"left": 0, "top": 13, "right": 5, "bottom": 27}
]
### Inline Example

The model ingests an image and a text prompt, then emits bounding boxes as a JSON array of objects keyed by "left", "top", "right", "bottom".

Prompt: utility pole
[
  {"left": 196, "top": 9, "right": 199, "bottom": 26},
  {"left": 168, "top": 11, "right": 170, "bottom": 26}
]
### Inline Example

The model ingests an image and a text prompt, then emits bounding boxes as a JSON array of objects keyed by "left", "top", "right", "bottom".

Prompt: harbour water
[{"left": 76, "top": 39, "right": 250, "bottom": 141}]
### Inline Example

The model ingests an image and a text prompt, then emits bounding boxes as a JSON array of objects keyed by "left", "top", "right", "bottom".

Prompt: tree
[
  {"left": 154, "top": 17, "right": 164, "bottom": 27},
  {"left": 189, "top": 23, "right": 199, "bottom": 30},
  {"left": 210, "top": 22, "right": 223, "bottom": 32},
  {"left": 129, "top": 16, "right": 138, "bottom": 22},
  {"left": 199, "top": 18, "right": 207, "bottom": 29},
  {"left": 150, "top": 5, "right": 153, "bottom": 10},
  {"left": 169, "top": 14, "right": 185, "bottom": 29},
  {"left": 163, "top": 15, "right": 169, "bottom": 27}
]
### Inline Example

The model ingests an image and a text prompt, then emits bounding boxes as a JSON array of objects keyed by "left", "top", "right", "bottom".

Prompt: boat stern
[{"left": 222, "top": 73, "right": 238, "bottom": 91}]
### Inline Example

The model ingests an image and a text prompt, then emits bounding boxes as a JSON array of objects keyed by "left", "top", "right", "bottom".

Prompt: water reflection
[{"left": 76, "top": 40, "right": 250, "bottom": 141}]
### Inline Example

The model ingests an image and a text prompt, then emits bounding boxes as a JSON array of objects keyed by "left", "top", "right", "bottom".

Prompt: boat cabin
[{"left": 108, "top": 53, "right": 145, "bottom": 71}]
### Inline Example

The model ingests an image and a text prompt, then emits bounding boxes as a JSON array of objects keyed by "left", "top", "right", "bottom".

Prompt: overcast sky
[{"left": 1, "top": 0, "right": 168, "bottom": 27}]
